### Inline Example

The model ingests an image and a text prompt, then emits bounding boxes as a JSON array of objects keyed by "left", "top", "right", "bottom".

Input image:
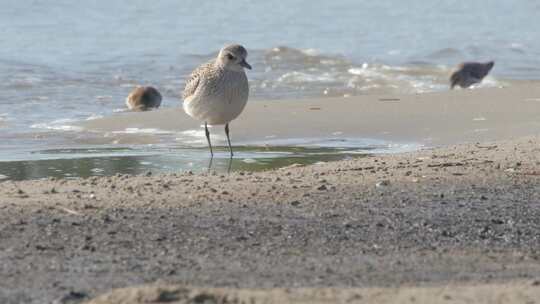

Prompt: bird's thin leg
[
  {"left": 207, "top": 157, "right": 214, "bottom": 172},
  {"left": 226, "top": 156, "right": 233, "bottom": 174},
  {"left": 205, "top": 122, "right": 213, "bottom": 157},
  {"left": 225, "top": 123, "right": 234, "bottom": 157}
]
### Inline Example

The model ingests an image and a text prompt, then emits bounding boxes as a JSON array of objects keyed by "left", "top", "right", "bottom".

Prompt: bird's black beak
[{"left": 240, "top": 59, "right": 252, "bottom": 70}]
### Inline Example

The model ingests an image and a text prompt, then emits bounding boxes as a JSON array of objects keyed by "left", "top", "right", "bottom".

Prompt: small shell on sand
[{"left": 125, "top": 86, "right": 162, "bottom": 111}]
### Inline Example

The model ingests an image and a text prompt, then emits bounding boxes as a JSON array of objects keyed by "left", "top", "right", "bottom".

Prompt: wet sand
[
  {"left": 79, "top": 82, "right": 540, "bottom": 147},
  {"left": 2, "top": 85, "right": 540, "bottom": 303}
]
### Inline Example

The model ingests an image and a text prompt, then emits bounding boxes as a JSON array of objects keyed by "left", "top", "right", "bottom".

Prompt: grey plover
[
  {"left": 126, "top": 86, "right": 162, "bottom": 111},
  {"left": 182, "top": 44, "right": 251, "bottom": 157},
  {"left": 450, "top": 61, "right": 494, "bottom": 89}
]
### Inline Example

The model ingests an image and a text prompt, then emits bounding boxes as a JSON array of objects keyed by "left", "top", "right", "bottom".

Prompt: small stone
[
  {"left": 317, "top": 184, "right": 328, "bottom": 191},
  {"left": 56, "top": 290, "right": 88, "bottom": 303},
  {"left": 376, "top": 180, "right": 390, "bottom": 188},
  {"left": 491, "top": 218, "right": 504, "bottom": 225},
  {"left": 404, "top": 171, "right": 412, "bottom": 176},
  {"left": 290, "top": 200, "right": 301, "bottom": 207},
  {"left": 35, "top": 244, "right": 47, "bottom": 251}
]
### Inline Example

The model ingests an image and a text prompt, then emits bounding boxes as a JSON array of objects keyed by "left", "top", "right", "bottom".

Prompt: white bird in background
[{"left": 182, "top": 44, "right": 251, "bottom": 157}]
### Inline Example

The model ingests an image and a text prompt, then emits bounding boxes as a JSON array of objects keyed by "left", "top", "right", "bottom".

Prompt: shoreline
[
  {"left": 3, "top": 82, "right": 540, "bottom": 181},
  {"left": 79, "top": 82, "right": 540, "bottom": 147},
  {"left": 2, "top": 134, "right": 540, "bottom": 303}
]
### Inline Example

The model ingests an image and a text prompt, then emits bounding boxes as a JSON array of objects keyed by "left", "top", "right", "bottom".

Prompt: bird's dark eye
[{"left": 226, "top": 54, "right": 235, "bottom": 60}]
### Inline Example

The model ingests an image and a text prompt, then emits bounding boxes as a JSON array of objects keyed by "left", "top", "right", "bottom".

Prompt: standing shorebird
[
  {"left": 450, "top": 61, "right": 494, "bottom": 89},
  {"left": 182, "top": 44, "right": 251, "bottom": 157},
  {"left": 126, "top": 86, "right": 162, "bottom": 111}
]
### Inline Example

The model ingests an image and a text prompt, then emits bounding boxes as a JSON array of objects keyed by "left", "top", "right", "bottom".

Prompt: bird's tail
[{"left": 450, "top": 71, "right": 460, "bottom": 89}]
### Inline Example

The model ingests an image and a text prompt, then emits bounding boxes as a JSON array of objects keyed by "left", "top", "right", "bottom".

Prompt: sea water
[{"left": 0, "top": 0, "right": 539, "bottom": 179}]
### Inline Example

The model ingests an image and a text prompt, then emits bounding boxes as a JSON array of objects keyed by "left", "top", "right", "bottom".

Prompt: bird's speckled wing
[
  {"left": 182, "top": 61, "right": 215, "bottom": 100},
  {"left": 467, "top": 64, "right": 486, "bottom": 79}
]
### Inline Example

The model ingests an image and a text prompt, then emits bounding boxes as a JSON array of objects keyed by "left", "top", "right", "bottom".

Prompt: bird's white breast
[{"left": 183, "top": 70, "right": 249, "bottom": 125}]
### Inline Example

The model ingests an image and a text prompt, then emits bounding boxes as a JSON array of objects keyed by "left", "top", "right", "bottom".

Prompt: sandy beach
[
  {"left": 4, "top": 1, "right": 540, "bottom": 302},
  {"left": 79, "top": 82, "right": 540, "bottom": 147},
  {"left": 2, "top": 85, "right": 540, "bottom": 303}
]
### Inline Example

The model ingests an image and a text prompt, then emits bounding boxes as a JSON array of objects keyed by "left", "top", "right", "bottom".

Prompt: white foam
[
  {"left": 86, "top": 114, "right": 104, "bottom": 121},
  {"left": 30, "top": 118, "right": 83, "bottom": 132},
  {"left": 252, "top": 137, "right": 387, "bottom": 149},
  {"left": 348, "top": 66, "right": 390, "bottom": 81},
  {"left": 179, "top": 129, "right": 206, "bottom": 137},
  {"left": 301, "top": 48, "right": 320, "bottom": 56},
  {"left": 95, "top": 95, "right": 113, "bottom": 101},
  {"left": 277, "top": 71, "right": 336, "bottom": 83},
  {"left": 176, "top": 129, "right": 225, "bottom": 145},
  {"left": 112, "top": 128, "right": 173, "bottom": 135},
  {"left": 471, "top": 76, "right": 502, "bottom": 89}
]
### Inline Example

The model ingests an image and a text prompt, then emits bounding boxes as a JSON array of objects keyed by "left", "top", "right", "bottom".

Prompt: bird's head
[
  {"left": 485, "top": 61, "right": 495, "bottom": 72},
  {"left": 217, "top": 44, "right": 252, "bottom": 72}
]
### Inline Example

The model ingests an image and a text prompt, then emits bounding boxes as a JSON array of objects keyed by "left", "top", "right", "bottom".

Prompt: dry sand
[
  {"left": 2, "top": 85, "right": 540, "bottom": 303},
  {"left": 2, "top": 136, "right": 540, "bottom": 303},
  {"left": 87, "top": 282, "right": 540, "bottom": 304}
]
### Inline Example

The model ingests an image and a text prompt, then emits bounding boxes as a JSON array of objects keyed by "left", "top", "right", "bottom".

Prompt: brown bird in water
[
  {"left": 125, "top": 86, "right": 162, "bottom": 111},
  {"left": 450, "top": 61, "right": 494, "bottom": 89}
]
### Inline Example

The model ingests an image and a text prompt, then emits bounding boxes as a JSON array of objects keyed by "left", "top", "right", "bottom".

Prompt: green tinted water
[{"left": 0, "top": 146, "right": 369, "bottom": 181}]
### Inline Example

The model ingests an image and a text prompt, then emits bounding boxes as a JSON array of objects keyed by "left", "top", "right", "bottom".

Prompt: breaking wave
[{"left": 249, "top": 46, "right": 502, "bottom": 99}]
